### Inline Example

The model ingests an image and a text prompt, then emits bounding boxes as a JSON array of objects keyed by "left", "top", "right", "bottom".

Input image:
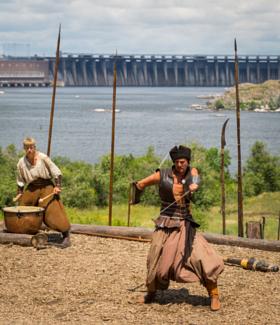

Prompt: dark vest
[
  {"left": 156, "top": 167, "right": 199, "bottom": 265},
  {"left": 159, "top": 167, "right": 193, "bottom": 203},
  {"left": 158, "top": 167, "right": 196, "bottom": 220}
]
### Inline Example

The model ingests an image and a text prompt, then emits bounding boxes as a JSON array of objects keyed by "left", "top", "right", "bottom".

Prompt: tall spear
[
  {"left": 220, "top": 118, "right": 229, "bottom": 235},
  {"left": 234, "top": 38, "right": 244, "bottom": 237},
  {"left": 127, "top": 182, "right": 132, "bottom": 227},
  {"left": 108, "top": 55, "right": 117, "bottom": 226},
  {"left": 47, "top": 24, "right": 61, "bottom": 157}
]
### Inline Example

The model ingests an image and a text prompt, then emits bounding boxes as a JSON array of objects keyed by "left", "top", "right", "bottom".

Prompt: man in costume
[
  {"left": 133, "top": 145, "right": 224, "bottom": 311},
  {"left": 16, "top": 137, "right": 71, "bottom": 248}
]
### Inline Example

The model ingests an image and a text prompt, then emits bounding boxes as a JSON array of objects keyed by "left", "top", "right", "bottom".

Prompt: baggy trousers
[
  {"left": 146, "top": 220, "right": 224, "bottom": 292},
  {"left": 19, "top": 181, "right": 70, "bottom": 233}
]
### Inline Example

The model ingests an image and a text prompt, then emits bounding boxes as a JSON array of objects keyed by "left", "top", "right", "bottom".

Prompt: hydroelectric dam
[{"left": 1, "top": 53, "right": 280, "bottom": 87}]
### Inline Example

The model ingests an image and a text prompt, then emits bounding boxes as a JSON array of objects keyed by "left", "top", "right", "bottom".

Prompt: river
[{"left": 0, "top": 87, "right": 279, "bottom": 172}]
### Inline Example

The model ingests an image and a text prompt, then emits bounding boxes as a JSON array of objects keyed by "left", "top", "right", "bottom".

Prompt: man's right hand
[{"left": 130, "top": 182, "right": 143, "bottom": 205}]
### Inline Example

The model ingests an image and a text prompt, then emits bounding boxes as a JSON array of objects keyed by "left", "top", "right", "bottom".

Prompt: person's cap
[{"left": 169, "top": 145, "right": 191, "bottom": 162}]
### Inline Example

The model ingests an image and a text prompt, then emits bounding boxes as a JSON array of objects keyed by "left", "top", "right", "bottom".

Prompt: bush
[
  {"left": 1, "top": 142, "right": 279, "bottom": 218},
  {"left": 0, "top": 145, "right": 20, "bottom": 209},
  {"left": 214, "top": 99, "right": 225, "bottom": 110},
  {"left": 248, "top": 100, "right": 258, "bottom": 111},
  {"left": 189, "top": 143, "right": 233, "bottom": 209},
  {"left": 268, "top": 97, "right": 277, "bottom": 110},
  {"left": 53, "top": 157, "right": 97, "bottom": 208}
]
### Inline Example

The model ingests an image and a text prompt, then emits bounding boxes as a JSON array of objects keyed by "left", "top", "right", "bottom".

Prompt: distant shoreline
[{"left": 205, "top": 80, "right": 280, "bottom": 112}]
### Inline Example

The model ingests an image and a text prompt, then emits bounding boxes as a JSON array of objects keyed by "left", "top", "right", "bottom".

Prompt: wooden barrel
[{"left": 3, "top": 206, "right": 44, "bottom": 235}]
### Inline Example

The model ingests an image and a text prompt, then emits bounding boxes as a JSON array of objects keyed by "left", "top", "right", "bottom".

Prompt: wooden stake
[
  {"left": 220, "top": 118, "right": 229, "bottom": 235},
  {"left": 108, "top": 55, "right": 117, "bottom": 226},
  {"left": 127, "top": 183, "right": 132, "bottom": 227},
  {"left": 234, "top": 39, "right": 244, "bottom": 237}
]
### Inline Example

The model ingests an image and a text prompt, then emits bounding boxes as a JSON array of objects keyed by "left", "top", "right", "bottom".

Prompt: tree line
[{"left": 0, "top": 142, "right": 279, "bottom": 211}]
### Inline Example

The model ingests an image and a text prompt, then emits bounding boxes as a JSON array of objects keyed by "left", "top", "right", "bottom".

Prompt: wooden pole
[
  {"left": 108, "top": 58, "right": 117, "bottom": 226},
  {"left": 234, "top": 39, "right": 244, "bottom": 237},
  {"left": 47, "top": 24, "right": 61, "bottom": 157},
  {"left": 220, "top": 118, "right": 229, "bottom": 235},
  {"left": 2, "top": 224, "right": 280, "bottom": 251},
  {"left": 0, "top": 232, "right": 33, "bottom": 246},
  {"left": 262, "top": 216, "right": 265, "bottom": 239},
  {"left": 277, "top": 212, "right": 280, "bottom": 240},
  {"left": 127, "top": 183, "right": 132, "bottom": 227},
  {"left": 69, "top": 224, "right": 280, "bottom": 252}
]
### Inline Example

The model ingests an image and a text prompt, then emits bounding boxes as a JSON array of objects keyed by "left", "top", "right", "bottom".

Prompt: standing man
[
  {"left": 16, "top": 137, "right": 71, "bottom": 248},
  {"left": 133, "top": 145, "right": 224, "bottom": 311}
]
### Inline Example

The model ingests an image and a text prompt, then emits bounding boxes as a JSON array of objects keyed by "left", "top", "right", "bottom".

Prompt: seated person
[{"left": 16, "top": 137, "right": 71, "bottom": 248}]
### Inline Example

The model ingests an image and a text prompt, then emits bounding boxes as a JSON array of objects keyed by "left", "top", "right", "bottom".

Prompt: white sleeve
[
  {"left": 16, "top": 160, "right": 26, "bottom": 187},
  {"left": 41, "top": 153, "right": 62, "bottom": 178}
]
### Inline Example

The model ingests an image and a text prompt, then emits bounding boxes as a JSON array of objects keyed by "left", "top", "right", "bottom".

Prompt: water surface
[{"left": 0, "top": 87, "right": 279, "bottom": 172}]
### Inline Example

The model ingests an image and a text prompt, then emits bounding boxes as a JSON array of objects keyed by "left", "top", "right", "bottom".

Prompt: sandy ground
[{"left": 0, "top": 233, "right": 279, "bottom": 325}]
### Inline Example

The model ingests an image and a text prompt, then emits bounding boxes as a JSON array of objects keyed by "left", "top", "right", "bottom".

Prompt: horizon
[{"left": 0, "top": 1, "right": 279, "bottom": 57}]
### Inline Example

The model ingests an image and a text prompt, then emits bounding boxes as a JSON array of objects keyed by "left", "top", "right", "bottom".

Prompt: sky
[{"left": 0, "top": 0, "right": 279, "bottom": 57}]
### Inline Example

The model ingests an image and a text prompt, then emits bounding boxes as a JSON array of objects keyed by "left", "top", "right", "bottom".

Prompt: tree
[
  {"left": 243, "top": 141, "right": 280, "bottom": 195},
  {"left": 0, "top": 145, "right": 19, "bottom": 208},
  {"left": 268, "top": 97, "right": 276, "bottom": 110},
  {"left": 248, "top": 100, "right": 258, "bottom": 111},
  {"left": 276, "top": 95, "right": 280, "bottom": 109}
]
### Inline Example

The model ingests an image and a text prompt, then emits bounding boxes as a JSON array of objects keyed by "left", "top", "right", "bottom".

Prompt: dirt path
[{"left": 0, "top": 234, "right": 279, "bottom": 325}]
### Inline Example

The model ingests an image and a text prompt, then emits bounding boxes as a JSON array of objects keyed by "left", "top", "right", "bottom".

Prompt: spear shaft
[
  {"left": 47, "top": 24, "right": 61, "bottom": 157},
  {"left": 127, "top": 183, "right": 132, "bottom": 227},
  {"left": 220, "top": 118, "right": 229, "bottom": 235},
  {"left": 108, "top": 59, "right": 117, "bottom": 226},
  {"left": 234, "top": 39, "right": 244, "bottom": 237}
]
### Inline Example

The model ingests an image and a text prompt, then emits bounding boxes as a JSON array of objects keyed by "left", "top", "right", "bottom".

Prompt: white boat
[
  {"left": 196, "top": 94, "right": 215, "bottom": 99},
  {"left": 93, "top": 108, "right": 120, "bottom": 113},
  {"left": 254, "top": 108, "right": 269, "bottom": 113},
  {"left": 214, "top": 113, "right": 226, "bottom": 117},
  {"left": 94, "top": 108, "right": 106, "bottom": 112},
  {"left": 196, "top": 93, "right": 222, "bottom": 99},
  {"left": 0, "top": 90, "right": 5, "bottom": 95},
  {"left": 190, "top": 104, "right": 204, "bottom": 110}
]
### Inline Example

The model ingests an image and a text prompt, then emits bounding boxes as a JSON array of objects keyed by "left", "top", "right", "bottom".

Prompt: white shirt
[{"left": 17, "top": 151, "right": 62, "bottom": 187}]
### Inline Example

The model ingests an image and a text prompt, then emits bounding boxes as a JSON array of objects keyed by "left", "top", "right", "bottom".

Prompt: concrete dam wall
[
  {"left": 1, "top": 54, "right": 280, "bottom": 87},
  {"left": 51, "top": 54, "right": 280, "bottom": 87}
]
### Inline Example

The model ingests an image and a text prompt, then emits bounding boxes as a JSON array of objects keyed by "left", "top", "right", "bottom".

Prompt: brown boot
[
  {"left": 210, "top": 294, "right": 221, "bottom": 311},
  {"left": 138, "top": 291, "right": 156, "bottom": 304},
  {"left": 206, "top": 281, "right": 221, "bottom": 311}
]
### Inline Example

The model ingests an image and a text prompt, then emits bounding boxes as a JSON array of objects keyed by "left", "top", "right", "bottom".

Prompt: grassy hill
[{"left": 208, "top": 80, "right": 280, "bottom": 111}]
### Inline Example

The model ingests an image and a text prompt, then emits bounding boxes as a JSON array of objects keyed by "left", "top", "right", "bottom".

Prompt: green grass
[
  {"left": 207, "top": 192, "right": 280, "bottom": 240},
  {"left": 66, "top": 204, "right": 158, "bottom": 229}
]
